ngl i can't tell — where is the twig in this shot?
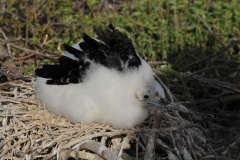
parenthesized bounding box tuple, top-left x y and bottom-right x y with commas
(43, 104, 54, 137)
(0, 71, 32, 83)
(186, 66, 222, 76)
(222, 135, 240, 155)
(0, 42, 19, 74)
(144, 111, 162, 160)
(1, 37, 60, 56)
(59, 150, 103, 160)
(185, 74, 240, 93)
(169, 131, 180, 158)
(80, 140, 123, 160)
(9, 42, 58, 59)
(0, 139, 29, 158)
(178, 40, 240, 71)
(148, 61, 168, 65)
(14, 53, 35, 60)
(151, 2, 160, 20)
(152, 68, 164, 75)
(118, 135, 129, 156)
(25, 134, 65, 154)
(0, 27, 11, 56)
(0, 98, 38, 105)
(193, 11, 212, 33)
(153, 73, 174, 102)
(59, 123, 206, 152)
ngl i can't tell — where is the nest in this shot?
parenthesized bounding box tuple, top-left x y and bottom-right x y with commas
(0, 77, 215, 160)
(1, 37, 239, 159)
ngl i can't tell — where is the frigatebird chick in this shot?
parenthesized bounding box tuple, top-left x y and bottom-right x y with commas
(35, 24, 166, 129)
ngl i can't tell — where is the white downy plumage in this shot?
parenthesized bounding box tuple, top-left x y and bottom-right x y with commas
(35, 25, 166, 129)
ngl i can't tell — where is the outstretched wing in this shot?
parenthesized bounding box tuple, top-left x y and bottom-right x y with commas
(35, 24, 142, 85)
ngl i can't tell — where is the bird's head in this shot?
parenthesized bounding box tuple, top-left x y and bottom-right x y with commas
(135, 78, 166, 109)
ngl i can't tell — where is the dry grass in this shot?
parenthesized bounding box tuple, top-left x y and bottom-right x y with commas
(0, 79, 121, 159)
(0, 77, 215, 160)
(1, 26, 239, 160)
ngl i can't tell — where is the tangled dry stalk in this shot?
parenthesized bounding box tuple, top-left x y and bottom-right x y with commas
(0, 78, 213, 159)
(1, 29, 240, 159)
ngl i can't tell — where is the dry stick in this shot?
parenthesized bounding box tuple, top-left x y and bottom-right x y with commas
(178, 40, 240, 72)
(165, 150, 179, 160)
(0, 80, 31, 87)
(0, 139, 4, 151)
(186, 66, 222, 76)
(7, 42, 58, 59)
(189, 75, 240, 93)
(43, 104, 54, 137)
(80, 140, 123, 160)
(222, 135, 240, 155)
(156, 139, 174, 151)
(0, 139, 29, 158)
(0, 98, 38, 105)
(0, 43, 19, 74)
(129, 135, 147, 156)
(60, 131, 133, 151)
(0, 70, 31, 81)
(14, 53, 35, 60)
(121, 153, 137, 160)
(194, 11, 212, 33)
(25, 134, 65, 153)
(63, 149, 74, 160)
(144, 112, 162, 160)
(118, 134, 130, 157)
(1, 37, 59, 56)
(151, 2, 160, 20)
(169, 131, 181, 158)
(0, 27, 11, 56)
(148, 61, 168, 65)
(153, 72, 174, 102)
(136, 135, 139, 159)
(59, 150, 103, 160)
(59, 123, 206, 151)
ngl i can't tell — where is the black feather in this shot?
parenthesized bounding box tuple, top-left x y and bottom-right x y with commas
(44, 70, 68, 79)
(63, 43, 84, 59)
(108, 23, 115, 30)
(35, 24, 143, 86)
(66, 77, 79, 83)
(128, 57, 141, 68)
(68, 68, 79, 76)
(46, 79, 55, 85)
(58, 56, 76, 66)
(54, 79, 66, 85)
(63, 62, 78, 70)
(35, 65, 64, 78)
(120, 54, 129, 63)
(77, 60, 84, 66)
(82, 33, 100, 49)
(107, 56, 123, 71)
(61, 75, 72, 83)
(84, 61, 90, 69)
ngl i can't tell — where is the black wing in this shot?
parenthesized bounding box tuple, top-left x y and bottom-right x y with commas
(35, 24, 142, 85)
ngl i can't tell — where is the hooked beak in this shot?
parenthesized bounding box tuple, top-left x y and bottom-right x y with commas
(146, 97, 170, 109)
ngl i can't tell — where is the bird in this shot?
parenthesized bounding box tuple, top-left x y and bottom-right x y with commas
(34, 24, 166, 129)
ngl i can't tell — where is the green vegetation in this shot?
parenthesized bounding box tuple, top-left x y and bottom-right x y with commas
(1, 0, 239, 63)
(1, 0, 240, 98)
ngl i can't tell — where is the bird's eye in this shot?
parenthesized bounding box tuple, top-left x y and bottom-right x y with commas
(144, 95, 149, 99)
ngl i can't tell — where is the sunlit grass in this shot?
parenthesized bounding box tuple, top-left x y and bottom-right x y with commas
(1, 0, 239, 70)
